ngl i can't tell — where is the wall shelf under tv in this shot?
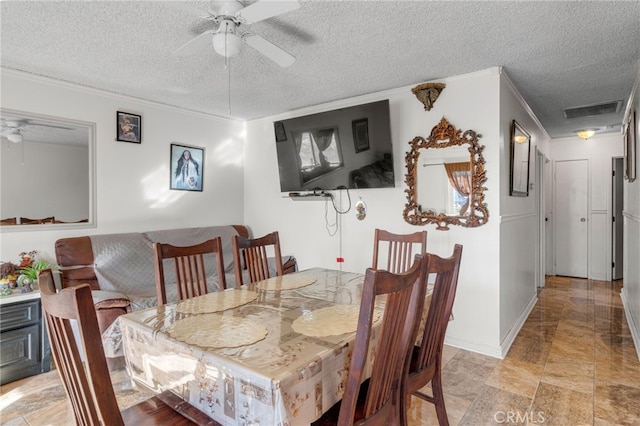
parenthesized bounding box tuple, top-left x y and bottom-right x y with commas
(286, 192, 332, 201)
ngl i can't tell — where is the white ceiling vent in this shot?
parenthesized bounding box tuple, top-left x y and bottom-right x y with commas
(563, 100, 623, 119)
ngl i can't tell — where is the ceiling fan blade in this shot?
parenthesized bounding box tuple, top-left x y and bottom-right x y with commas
(165, 2, 211, 19)
(30, 122, 75, 130)
(243, 33, 295, 67)
(237, 0, 300, 24)
(172, 30, 215, 57)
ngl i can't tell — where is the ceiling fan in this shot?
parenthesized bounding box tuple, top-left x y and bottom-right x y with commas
(172, 0, 301, 67)
(1, 119, 73, 143)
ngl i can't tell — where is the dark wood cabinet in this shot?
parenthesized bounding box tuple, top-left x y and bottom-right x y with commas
(0, 293, 51, 385)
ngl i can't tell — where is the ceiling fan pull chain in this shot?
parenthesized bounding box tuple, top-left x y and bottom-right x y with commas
(224, 26, 231, 115)
(228, 59, 232, 115)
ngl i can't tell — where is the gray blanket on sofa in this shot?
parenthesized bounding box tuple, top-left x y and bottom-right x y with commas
(91, 226, 240, 310)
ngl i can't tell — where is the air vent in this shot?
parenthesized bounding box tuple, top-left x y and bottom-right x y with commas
(563, 100, 622, 119)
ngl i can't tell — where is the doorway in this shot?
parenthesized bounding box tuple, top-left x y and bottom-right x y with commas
(536, 148, 548, 287)
(554, 159, 589, 278)
(612, 157, 624, 280)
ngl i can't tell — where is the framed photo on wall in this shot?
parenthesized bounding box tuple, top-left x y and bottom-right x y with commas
(625, 108, 636, 182)
(170, 143, 204, 191)
(116, 111, 141, 143)
(352, 118, 370, 153)
(509, 120, 532, 196)
(274, 121, 287, 142)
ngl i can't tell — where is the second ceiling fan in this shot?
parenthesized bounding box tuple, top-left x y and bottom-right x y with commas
(172, 0, 301, 67)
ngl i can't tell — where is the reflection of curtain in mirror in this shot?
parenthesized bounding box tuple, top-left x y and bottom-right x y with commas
(312, 129, 335, 168)
(444, 162, 471, 215)
(293, 131, 303, 156)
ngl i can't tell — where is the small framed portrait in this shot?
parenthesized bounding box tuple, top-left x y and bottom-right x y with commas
(116, 111, 141, 143)
(274, 121, 287, 142)
(170, 143, 204, 192)
(352, 118, 370, 153)
(625, 108, 637, 182)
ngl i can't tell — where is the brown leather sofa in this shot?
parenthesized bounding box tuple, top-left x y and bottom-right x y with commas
(55, 225, 297, 368)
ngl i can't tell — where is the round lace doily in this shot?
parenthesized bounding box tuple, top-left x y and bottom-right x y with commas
(175, 289, 258, 314)
(255, 274, 316, 291)
(167, 314, 268, 348)
(291, 305, 381, 337)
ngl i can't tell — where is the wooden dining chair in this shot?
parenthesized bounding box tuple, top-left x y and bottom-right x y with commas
(0, 217, 17, 225)
(20, 216, 55, 224)
(37, 269, 217, 426)
(153, 237, 227, 306)
(401, 244, 463, 426)
(313, 255, 429, 426)
(372, 229, 427, 273)
(232, 231, 284, 286)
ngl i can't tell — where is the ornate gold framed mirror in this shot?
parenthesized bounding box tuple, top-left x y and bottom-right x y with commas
(403, 117, 488, 230)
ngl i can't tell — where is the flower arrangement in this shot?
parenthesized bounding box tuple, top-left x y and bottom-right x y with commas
(0, 250, 51, 296)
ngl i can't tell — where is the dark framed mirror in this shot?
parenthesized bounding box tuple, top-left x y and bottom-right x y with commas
(403, 117, 489, 230)
(509, 120, 531, 196)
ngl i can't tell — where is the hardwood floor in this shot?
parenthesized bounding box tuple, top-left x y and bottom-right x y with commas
(1, 276, 639, 425)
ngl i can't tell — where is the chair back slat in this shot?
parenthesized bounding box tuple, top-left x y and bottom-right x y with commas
(232, 231, 284, 286)
(372, 229, 427, 274)
(154, 237, 226, 306)
(338, 255, 429, 425)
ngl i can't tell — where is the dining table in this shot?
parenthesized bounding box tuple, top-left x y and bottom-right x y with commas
(119, 267, 432, 426)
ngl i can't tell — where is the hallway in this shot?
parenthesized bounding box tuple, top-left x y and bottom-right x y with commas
(1, 276, 639, 425)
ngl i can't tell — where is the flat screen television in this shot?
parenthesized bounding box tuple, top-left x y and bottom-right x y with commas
(274, 99, 395, 192)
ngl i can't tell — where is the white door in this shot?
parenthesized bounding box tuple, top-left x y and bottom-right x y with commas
(554, 159, 588, 278)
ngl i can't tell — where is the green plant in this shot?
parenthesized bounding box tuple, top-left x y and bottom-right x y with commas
(19, 259, 50, 281)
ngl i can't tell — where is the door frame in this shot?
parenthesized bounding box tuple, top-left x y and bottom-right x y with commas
(612, 157, 624, 280)
(536, 148, 548, 287)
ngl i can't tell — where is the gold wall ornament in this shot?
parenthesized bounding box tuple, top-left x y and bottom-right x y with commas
(411, 82, 446, 111)
(403, 117, 489, 230)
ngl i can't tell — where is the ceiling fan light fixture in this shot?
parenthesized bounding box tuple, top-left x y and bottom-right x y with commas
(212, 25, 243, 57)
(7, 132, 23, 143)
(576, 129, 596, 140)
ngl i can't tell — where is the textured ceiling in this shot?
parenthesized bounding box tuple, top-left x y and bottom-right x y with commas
(1, 1, 639, 138)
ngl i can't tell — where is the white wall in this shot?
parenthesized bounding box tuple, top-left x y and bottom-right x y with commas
(1, 142, 89, 221)
(245, 68, 508, 357)
(544, 133, 624, 281)
(498, 73, 550, 351)
(0, 69, 245, 266)
(622, 65, 640, 359)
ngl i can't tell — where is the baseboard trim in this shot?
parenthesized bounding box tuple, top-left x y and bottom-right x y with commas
(444, 335, 504, 359)
(499, 294, 538, 357)
(621, 289, 640, 362)
(444, 294, 537, 360)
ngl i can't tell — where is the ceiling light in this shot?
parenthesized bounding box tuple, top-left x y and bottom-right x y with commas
(7, 132, 23, 143)
(212, 22, 243, 58)
(514, 135, 528, 144)
(576, 129, 596, 140)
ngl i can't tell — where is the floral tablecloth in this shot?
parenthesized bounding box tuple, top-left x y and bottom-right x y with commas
(120, 268, 431, 426)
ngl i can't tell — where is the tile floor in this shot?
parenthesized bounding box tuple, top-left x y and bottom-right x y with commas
(1, 276, 639, 425)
